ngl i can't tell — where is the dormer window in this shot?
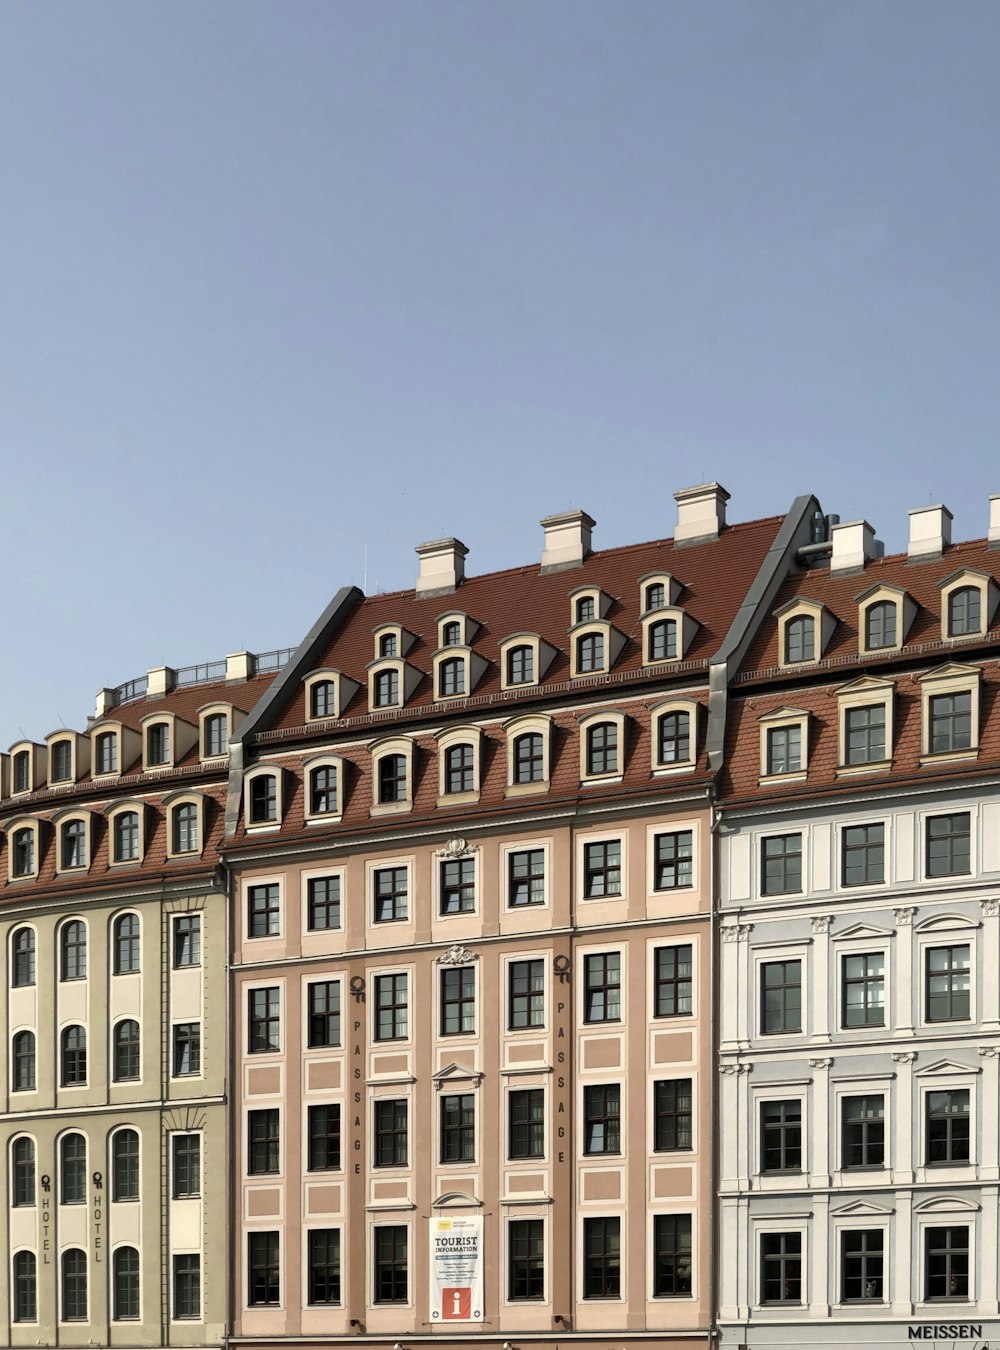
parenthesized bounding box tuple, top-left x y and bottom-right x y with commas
(507, 645, 533, 685)
(785, 615, 815, 663)
(579, 711, 627, 782)
(650, 700, 699, 773)
(948, 587, 981, 637)
(172, 803, 200, 855)
(436, 727, 482, 807)
(576, 596, 595, 624)
(645, 582, 665, 610)
(445, 744, 474, 793)
(112, 809, 141, 864)
(379, 633, 398, 658)
(647, 618, 678, 662)
(577, 632, 604, 673)
(504, 714, 554, 796)
(12, 826, 36, 878)
(246, 771, 280, 826)
(95, 732, 118, 775)
(939, 569, 996, 643)
(50, 741, 73, 784)
(865, 601, 897, 650)
(147, 723, 170, 767)
(439, 657, 466, 698)
(442, 621, 462, 647)
(374, 669, 399, 707)
(61, 819, 87, 870)
(514, 734, 544, 783)
(370, 738, 415, 815)
(12, 751, 29, 794)
(311, 680, 335, 719)
(378, 754, 407, 804)
(203, 713, 228, 757)
(311, 765, 338, 815)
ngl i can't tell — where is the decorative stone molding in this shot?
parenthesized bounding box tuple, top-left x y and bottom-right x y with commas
(893, 907, 917, 926)
(811, 915, 833, 935)
(722, 923, 754, 943)
(443, 837, 469, 857)
(892, 1051, 918, 1064)
(809, 1057, 834, 1070)
(982, 899, 1000, 919)
(438, 944, 478, 966)
(719, 1061, 752, 1076)
(979, 1046, 1000, 1059)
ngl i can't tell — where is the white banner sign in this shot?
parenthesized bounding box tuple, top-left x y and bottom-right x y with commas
(428, 1216, 483, 1322)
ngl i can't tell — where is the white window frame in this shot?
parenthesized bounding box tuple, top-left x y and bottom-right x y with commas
(577, 827, 627, 904)
(758, 708, 809, 783)
(918, 664, 981, 763)
(303, 754, 346, 825)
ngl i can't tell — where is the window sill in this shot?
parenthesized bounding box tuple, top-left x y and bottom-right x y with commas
(653, 764, 696, 777)
(836, 760, 892, 778)
(920, 749, 978, 766)
(758, 771, 808, 787)
(370, 801, 412, 818)
(306, 812, 343, 826)
(437, 790, 480, 809)
(581, 774, 623, 787)
(506, 781, 549, 799)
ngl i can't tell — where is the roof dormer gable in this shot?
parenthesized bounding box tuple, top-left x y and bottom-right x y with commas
(638, 571, 683, 612)
(773, 596, 836, 666)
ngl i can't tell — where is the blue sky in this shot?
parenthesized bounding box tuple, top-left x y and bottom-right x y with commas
(1, 1, 998, 742)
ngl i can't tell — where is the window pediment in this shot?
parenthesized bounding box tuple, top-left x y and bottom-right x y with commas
(912, 1194, 979, 1214)
(913, 913, 980, 933)
(758, 705, 810, 724)
(829, 1199, 895, 1217)
(831, 922, 894, 941)
(918, 661, 981, 686)
(914, 1058, 980, 1078)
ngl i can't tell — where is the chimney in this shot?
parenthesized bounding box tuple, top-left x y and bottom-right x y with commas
(989, 495, 1000, 550)
(145, 666, 175, 698)
(673, 482, 730, 545)
(415, 537, 468, 597)
(908, 504, 952, 561)
(539, 511, 594, 574)
(830, 520, 877, 576)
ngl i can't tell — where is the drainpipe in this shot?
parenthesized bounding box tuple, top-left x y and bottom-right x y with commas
(709, 789, 721, 1349)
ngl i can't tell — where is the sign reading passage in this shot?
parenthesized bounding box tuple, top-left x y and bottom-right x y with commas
(429, 1216, 483, 1322)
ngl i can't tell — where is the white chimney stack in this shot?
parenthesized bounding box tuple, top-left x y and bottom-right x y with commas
(415, 538, 468, 597)
(539, 510, 594, 573)
(830, 520, 877, 576)
(673, 483, 730, 545)
(908, 505, 952, 561)
(989, 495, 1000, 550)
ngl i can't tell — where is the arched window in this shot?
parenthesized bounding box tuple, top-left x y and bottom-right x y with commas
(586, 723, 618, 776)
(948, 586, 982, 637)
(645, 582, 665, 610)
(784, 615, 815, 663)
(11, 1137, 35, 1206)
(12, 1032, 35, 1092)
(61, 1026, 87, 1087)
(442, 621, 462, 647)
(577, 632, 604, 673)
(114, 811, 139, 863)
(113, 1020, 140, 1082)
(50, 740, 72, 783)
(111, 1130, 140, 1202)
(249, 774, 277, 824)
(576, 596, 595, 623)
(507, 645, 534, 685)
(11, 927, 35, 987)
(61, 819, 86, 870)
(379, 633, 398, 659)
(60, 1134, 87, 1204)
(114, 914, 140, 974)
(310, 680, 335, 719)
(12, 751, 30, 794)
(146, 722, 170, 766)
(444, 744, 474, 795)
(172, 803, 199, 854)
(374, 669, 399, 706)
(12, 828, 35, 878)
(61, 1249, 87, 1321)
(865, 601, 897, 650)
(13, 1251, 36, 1323)
(113, 1246, 140, 1321)
(647, 618, 678, 662)
(204, 712, 228, 757)
(513, 733, 544, 784)
(95, 731, 118, 775)
(378, 754, 407, 804)
(309, 765, 338, 815)
(438, 657, 465, 697)
(657, 712, 691, 766)
(60, 922, 87, 981)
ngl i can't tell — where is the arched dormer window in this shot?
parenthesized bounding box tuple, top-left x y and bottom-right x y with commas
(60, 920, 87, 981)
(507, 644, 533, 685)
(576, 632, 604, 674)
(438, 656, 466, 698)
(379, 632, 397, 658)
(647, 618, 677, 662)
(371, 738, 415, 815)
(11, 748, 31, 794)
(202, 711, 228, 757)
(12, 1032, 35, 1092)
(579, 711, 627, 781)
(303, 671, 358, 724)
(645, 581, 665, 610)
(311, 679, 335, 718)
(109, 805, 142, 865)
(505, 716, 553, 796)
(575, 596, 596, 624)
(245, 769, 281, 827)
(650, 700, 699, 773)
(50, 739, 73, 784)
(310, 764, 338, 815)
(113, 914, 140, 974)
(11, 927, 35, 987)
(865, 601, 897, 650)
(60, 818, 87, 871)
(374, 669, 399, 706)
(949, 586, 981, 637)
(95, 730, 118, 775)
(145, 721, 170, 767)
(785, 614, 815, 663)
(514, 733, 544, 783)
(378, 754, 407, 803)
(445, 743, 474, 794)
(938, 569, 996, 643)
(436, 727, 482, 806)
(166, 798, 202, 857)
(442, 621, 461, 647)
(10, 823, 38, 880)
(60, 1025, 87, 1086)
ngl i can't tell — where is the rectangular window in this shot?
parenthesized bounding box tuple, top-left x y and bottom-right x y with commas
(440, 1093, 475, 1163)
(374, 1226, 408, 1303)
(926, 945, 971, 1022)
(374, 973, 408, 1041)
(761, 834, 802, 895)
(926, 813, 972, 878)
(929, 691, 972, 754)
(172, 1023, 201, 1076)
(248, 987, 281, 1053)
(583, 1083, 621, 1155)
(509, 1088, 545, 1159)
(173, 915, 201, 968)
(308, 981, 341, 1048)
(925, 1226, 969, 1300)
(842, 953, 885, 1027)
(509, 959, 544, 1030)
(508, 1218, 544, 1300)
(374, 867, 408, 923)
(584, 840, 622, 898)
(842, 823, 885, 886)
(172, 1134, 201, 1198)
(248, 883, 280, 938)
(766, 724, 802, 775)
(508, 849, 545, 906)
(842, 1094, 885, 1170)
(841, 1229, 884, 1302)
(654, 830, 694, 890)
(440, 857, 476, 915)
(845, 704, 886, 765)
(654, 1078, 693, 1151)
(583, 1217, 621, 1299)
(655, 944, 693, 1017)
(248, 1109, 280, 1175)
(440, 966, 475, 1036)
(760, 960, 802, 1035)
(761, 1232, 802, 1304)
(247, 1231, 280, 1306)
(307, 1229, 341, 1305)
(308, 1104, 342, 1171)
(173, 1254, 201, 1319)
(760, 1099, 802, 1172)
(926, 1089, 970, 1164)
(584, 952, 621, 1023)
(654, 1214, 693, 1297)
(307, 876, 341, 931)
(374, 1099, 408, 1167)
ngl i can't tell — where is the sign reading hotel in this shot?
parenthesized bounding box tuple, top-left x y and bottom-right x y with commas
(429, 1216, 483, 1322)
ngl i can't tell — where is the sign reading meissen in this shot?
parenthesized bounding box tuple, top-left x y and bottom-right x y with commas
(909, 1329, 986, 1341)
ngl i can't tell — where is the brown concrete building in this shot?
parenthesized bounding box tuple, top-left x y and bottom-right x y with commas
(222, 489, 822, 1350)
